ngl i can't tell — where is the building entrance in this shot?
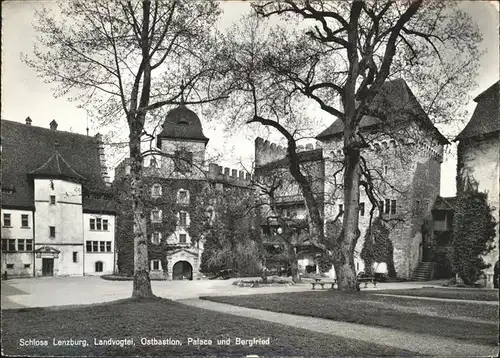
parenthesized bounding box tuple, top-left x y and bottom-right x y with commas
(172, 261, 193, 280)
(42, 258, 54, 276)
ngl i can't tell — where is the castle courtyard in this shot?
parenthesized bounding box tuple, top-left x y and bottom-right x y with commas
(2, 277, 497, 356)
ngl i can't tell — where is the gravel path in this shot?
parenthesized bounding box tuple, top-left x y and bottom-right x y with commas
(179, 298, 498, 357)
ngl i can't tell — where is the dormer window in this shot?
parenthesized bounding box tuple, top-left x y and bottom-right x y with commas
(151, 184, 162, 198)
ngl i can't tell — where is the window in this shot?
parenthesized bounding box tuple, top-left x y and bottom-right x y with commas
(95, 261, 103, 272)
(338, 204, 344, 215)
(100, 241, 105, 252)
(179, 212, 187, 226)
(106, 242, 111, 252)
(152, 232, 160, 244)
(151, 209, 161, 222)
(91, 218, 108, 231)
(359, 202, 365, 216)
(8, 239, 16, 251)
(49, 226, 56, 238)
(92, 241, 98, 252)
(86, 241, 92, 252)
(151, 184, 162, 198)
(179, 234, 187, 243)
(24, 264, 31, 269)
(379, 200, 384, 214)
(384, 165, 388, 175)
(416, 200, 420, 212)
(152, 260, 160, 270)
(177, 189, 189, 204)
(50, 195, 56, 205)
(73, 252, 79, 263)
(21, 214, 29, 228)
(391, 200, 397, 214)
(3, 213, 11, 227)
(26, 239, 33, 251)
(7, 264, 14, 269)
(18, 239, 25, 251)
(385, 199, 390, 214)
(174, 150, 193, 173)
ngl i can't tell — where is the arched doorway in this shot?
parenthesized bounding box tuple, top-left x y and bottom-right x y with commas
(172, 261, 193, 280)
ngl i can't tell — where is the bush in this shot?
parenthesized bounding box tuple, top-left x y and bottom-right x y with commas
(452, 188, 496, 285)
(433, 246, 454, 279)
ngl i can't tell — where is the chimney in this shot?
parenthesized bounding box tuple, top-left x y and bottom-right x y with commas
(50, 120, 58, 130)
(25, 117, 32, 126)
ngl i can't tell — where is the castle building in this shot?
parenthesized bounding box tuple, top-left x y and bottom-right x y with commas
(455, 81, 499, 287)
(1, 119, 116, 278)
(114, 105, 252, 280)
(254, 79, 449, 279)
(254, 138, 327, 274)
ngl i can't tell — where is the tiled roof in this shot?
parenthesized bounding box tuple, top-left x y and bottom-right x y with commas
(157, 105, 209, 146)
(455, 82, 499, 141)
(1, 119, 110, 210)
(256, 149, 324, 171)
(316, 79, 449, 144)
(30, 150, 87, 180)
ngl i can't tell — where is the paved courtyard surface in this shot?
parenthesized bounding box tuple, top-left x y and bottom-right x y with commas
(180, 298, 498, 357)
(2, 276, 449, 309)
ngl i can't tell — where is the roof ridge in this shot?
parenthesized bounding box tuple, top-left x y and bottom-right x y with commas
(0, 119, 96, 140)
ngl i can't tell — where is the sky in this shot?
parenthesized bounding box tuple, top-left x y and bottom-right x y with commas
(1, 1, 499, 196)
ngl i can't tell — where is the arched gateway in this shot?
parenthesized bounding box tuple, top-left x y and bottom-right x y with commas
(172, 261, 193, 280)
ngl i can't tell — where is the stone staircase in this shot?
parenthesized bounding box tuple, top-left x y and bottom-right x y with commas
(411, 262, 435, 281)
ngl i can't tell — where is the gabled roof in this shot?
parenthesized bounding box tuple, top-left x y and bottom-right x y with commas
(30, 150, 87, 181)
(316, 79, 449, 145)
(1, 119, 108, 210)
(432, 196, 457, 211)
(455, 81, 499, 141)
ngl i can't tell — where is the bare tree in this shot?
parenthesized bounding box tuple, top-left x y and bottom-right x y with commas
(25, 0, 226, 297)
(222, 1, 481, 290)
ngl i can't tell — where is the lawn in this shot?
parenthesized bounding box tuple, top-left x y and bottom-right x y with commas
(375, 287, 499, 301)
(202, 290, 499, 346)
(1, 297, 417, 357)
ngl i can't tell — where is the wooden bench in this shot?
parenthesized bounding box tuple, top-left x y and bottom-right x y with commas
(311, 279, 337, 290)
(357, 277, 377, 288)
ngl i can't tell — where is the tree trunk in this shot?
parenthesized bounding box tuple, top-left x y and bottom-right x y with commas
(336, 140, 362, 290)
(287, 246, 301, 283)
(130, 126, 154, 298)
